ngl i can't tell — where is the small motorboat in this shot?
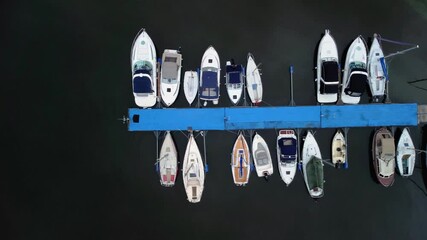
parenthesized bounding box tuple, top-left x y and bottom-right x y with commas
(130, 28, 157, 108)
(276, 129, 298, 186)
(231, 132, 251, 186)
(160, 49, 182, 107)
(252, 133, 273, 179)
(367, 34, 386, 103)
(246, 53, 263, 104)
(183, 71, 199, 105)
(225, 59, 244, 105)
(302, 131, 324, 199)
(372, 127, 395, 187)
(331, 129, 346, 168)
(341, 36, 368, 104)
(159, 131, 178, 187)
(199, 46, 220, 106)
(316, 29, 340, 103)
(182, 133, 205, 203)
(396, 128, 415, 177)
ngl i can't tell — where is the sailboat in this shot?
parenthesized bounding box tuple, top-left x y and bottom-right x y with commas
(302, 131, 324, 199)
(316, 29, 340, 103)
(276, 130, 298, 186)
(199, 46, 220, 106)
(246, 53, 263, 104)
(160, 49, 182, 107)
(182, 133, 205, 203)
(159, 131, 178, 187)
(372, 128, 395, 187)
(183, 71, 199, 105)
(331, 129, 346, 168)
(396, 128, 415, 177)
(367, 34, 386, 102)
(341, 36, 368, 104)
(231, 133, 251, 186)
(130, 28, 157, 108)
(225, 59, 244, 105)
(252, 133, 273, 179)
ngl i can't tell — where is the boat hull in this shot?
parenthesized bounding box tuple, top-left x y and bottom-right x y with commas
(302, 131, 324, 198)
(182, 134, 205, 203)
(131, 28, 157, 108)
(160, 49, 182, 107)
(332, 130, 346, 166)
(341, 36, 367, 104)
(199, 46, 220, 105)
(183, 71, 199, 105)
(372, 128, 395, 187)
(396, 128, 415, 177)
(252, 133, 273, 178)
(367, 35, 386, 101)
(231, 133, 251, 186)
(246, 54, 263, 104)
(317, 29, 339, 103)
(277, 130, 297, 186)
(159, 131, 178, 187)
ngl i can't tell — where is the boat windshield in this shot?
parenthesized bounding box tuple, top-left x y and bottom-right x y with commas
(133, 60, 153, 75)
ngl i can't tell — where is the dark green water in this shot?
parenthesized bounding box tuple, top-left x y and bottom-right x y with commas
(3, 0, 427, 239)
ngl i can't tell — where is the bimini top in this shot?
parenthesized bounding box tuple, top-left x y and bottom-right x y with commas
(278, 138, 297, 162)
(200, 69, 219, 99)
(226, 65, 243, 84)
(345, 68, 367, 97)
(320, 61, 339, 94)
(307, 156, 324, 190)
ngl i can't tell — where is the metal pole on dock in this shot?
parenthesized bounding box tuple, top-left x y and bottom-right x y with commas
(289, 65, 295, 106)
(343, 128, 349, 169)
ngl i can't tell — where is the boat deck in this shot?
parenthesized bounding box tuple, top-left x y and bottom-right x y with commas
(128, 103, 421, 131)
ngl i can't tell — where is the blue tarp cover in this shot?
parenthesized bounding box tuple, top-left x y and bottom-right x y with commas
(278, 138, 297, 161)
(133, 76, 152, 93)
(201, 71, 218, 88)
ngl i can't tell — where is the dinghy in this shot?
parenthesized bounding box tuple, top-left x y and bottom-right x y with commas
(396, 128, 415, 177)
(225, 59, 244, 105)
(246, 53, 263, 104)
(316, 29, 340, 103)
(341, 36, 368, 104)
(160, 49, 182, 107)
(277, 130, 298, 186)
(182, 133, 205, 203)
(372, 128, 395, 187)
(302, 131, 324, 199)
(159, 131, 178, 187)
(130, 28, 157, 108)
(199, 46, 220, 106)
(331, 129, 346, 168)
(231, 133, 251, 186)
(183, 71, 199, 105)
(367, 34, 386, 102)
(252, 133, 273, 179)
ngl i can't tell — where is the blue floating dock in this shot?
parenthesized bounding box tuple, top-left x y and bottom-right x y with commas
(128, 103, 419, 131)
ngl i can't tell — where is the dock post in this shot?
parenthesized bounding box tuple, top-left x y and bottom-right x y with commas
(289, 65, 296, 106)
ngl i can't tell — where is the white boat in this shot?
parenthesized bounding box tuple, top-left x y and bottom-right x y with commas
(199, 46, 220, 106)
(302, 131, 324, 199)
(246, 53, 263, 104)
(182, 133, 205, 203)
(396, 128, 416, 177)
(316, 29, 340, 103)
(225, 59, 244, 105)
(331, 129, 346, 168)
(183, 71, 199, 105)
(231, 133, 251, 186)
(341, 36, 368, 104)
(159, 131, 178, 187)
(252, 133, 273, 179)
(160, 49, 182, 107)
(367, 34, 386, 102)
(372, 128, 395, 187)
(130, 28, 157, 108)
(276, 130, 298, 186)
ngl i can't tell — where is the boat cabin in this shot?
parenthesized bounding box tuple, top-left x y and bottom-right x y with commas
(320, 61, 339, 94)
(278, 138, 297, 164)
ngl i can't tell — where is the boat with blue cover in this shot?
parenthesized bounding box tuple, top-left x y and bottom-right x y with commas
(277, 130, 298, 186)
(225, 59, 244, 105)
(199, 46, 220, 106)
(130, 28, 157, 108)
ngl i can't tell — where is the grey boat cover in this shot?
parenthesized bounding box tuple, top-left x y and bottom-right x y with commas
(255, 142, 269, 166)
(162, 53, 182, 80)
(380, 138, 395, 160)
(307, 156, 324, 190)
